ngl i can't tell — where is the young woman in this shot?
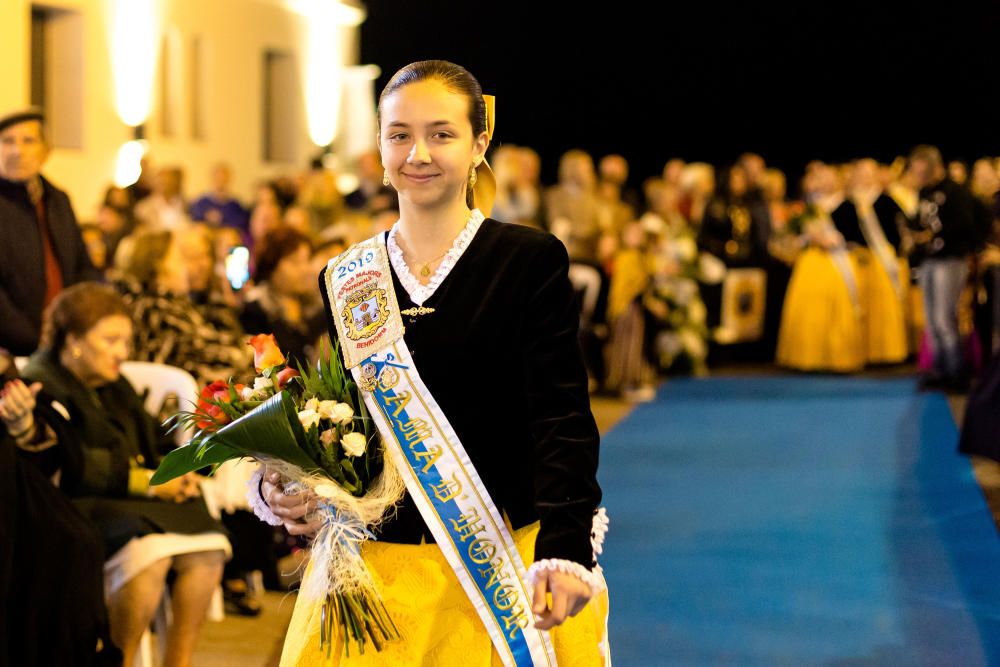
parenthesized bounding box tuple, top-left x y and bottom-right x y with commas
(259, 60, 610, 665)
(776, 164, 865, 372)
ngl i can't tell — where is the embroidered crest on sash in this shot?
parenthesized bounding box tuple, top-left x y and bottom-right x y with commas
(342, 287, 390, 341)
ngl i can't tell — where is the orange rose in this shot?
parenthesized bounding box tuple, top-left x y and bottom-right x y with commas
(275, 366, 300, 390)
(248, 334, 286, 372)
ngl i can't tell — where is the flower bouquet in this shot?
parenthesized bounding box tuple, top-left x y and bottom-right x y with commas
(151, 334, 405, 657)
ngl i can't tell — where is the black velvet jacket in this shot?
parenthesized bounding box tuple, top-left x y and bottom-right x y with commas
(22, 352, 224, 556)
(320, 219, 602, 567)
(831, 194, 905, 252)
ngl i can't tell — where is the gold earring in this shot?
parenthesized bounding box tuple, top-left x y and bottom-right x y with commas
(383, 170, 390, 187)
(72, 347, 82, 360)
(469, 166, 478, 188)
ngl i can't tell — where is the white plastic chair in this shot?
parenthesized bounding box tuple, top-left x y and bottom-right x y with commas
(119, 361, 201, 446)
(117, 361, 225, 666)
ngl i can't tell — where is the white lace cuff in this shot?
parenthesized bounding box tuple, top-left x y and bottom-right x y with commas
(524, 559, 606, 596)
(524, 508, 610, 596)
(591, 507, 609, 558)
(246, 467, 283, 526)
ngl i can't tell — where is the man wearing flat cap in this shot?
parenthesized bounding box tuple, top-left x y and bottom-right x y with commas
(0, 108, 97, 355)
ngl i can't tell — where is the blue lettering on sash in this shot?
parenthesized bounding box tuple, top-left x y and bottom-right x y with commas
(365, 355, 535, 667)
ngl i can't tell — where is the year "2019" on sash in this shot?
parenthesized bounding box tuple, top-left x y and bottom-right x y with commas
(337, 251, 376, 279)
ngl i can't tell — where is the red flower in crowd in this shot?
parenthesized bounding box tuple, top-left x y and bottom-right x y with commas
(248, 334, 286, 372)
(196, 380, 245, 429)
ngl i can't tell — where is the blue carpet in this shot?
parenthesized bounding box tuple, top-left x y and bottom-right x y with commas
(600, 377, 1000, 666)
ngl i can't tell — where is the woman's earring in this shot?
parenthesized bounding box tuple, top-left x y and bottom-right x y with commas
(469, 166, 478, 188)
(72, 347, 82, 360)
(383, 170, 390, 187)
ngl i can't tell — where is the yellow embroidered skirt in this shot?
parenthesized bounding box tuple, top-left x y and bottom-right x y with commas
(280, 521, 611, 666)
(853, 248, 909, 364)
(776, 248, 865, 372)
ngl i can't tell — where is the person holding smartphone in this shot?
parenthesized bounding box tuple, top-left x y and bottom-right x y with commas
(239, 227, 326, 367)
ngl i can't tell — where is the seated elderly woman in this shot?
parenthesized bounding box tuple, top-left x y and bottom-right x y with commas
(1, 349, 120, 666)
(21, 282, 231, 667)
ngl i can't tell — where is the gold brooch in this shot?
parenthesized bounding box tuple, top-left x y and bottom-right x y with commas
(401, 306, 436, 317)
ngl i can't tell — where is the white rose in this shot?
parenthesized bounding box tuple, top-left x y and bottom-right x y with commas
(304, 397, 320, 413)
(240, 386, 255, 401)
(297, 409, 321, 431)
(254, 377, 274, 393)
(341, 432, 367, 457)
(315, 400, 338, 421)
(331, 403, 354, 425)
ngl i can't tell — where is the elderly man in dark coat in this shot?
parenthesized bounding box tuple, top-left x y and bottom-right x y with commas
(0, 108, 97, 356)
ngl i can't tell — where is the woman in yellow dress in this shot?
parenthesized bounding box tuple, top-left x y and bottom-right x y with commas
(777, 164, 865, 372)
(256, 61, 610, 666)
(831, 159, 910, 365)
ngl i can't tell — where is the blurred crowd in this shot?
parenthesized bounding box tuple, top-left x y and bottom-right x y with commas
(8, 131, 1000, 398)
(3, 104, 1000, 665)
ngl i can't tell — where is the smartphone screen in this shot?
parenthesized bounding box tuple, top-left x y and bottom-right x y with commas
(225, 246, 251, 290)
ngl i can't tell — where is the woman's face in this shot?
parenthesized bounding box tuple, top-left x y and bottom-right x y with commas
(156, 237, 190, 294)
(273, 243, 314, 297)
(178, 233, 214, 292)
(763, 172, 786, 202)
(971, 160, 998, 194)
(67, 315, 133, 386)
(563, 155, 596, 189)
(379, 79, 488, 211)
(256, 185, 278, 207)
(728, 167, 748, 197)
(948, 161, 967, 184)
(250, 202, 282, 243)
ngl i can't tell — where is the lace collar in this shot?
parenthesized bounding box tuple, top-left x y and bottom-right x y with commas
(386, 209, 485, 306)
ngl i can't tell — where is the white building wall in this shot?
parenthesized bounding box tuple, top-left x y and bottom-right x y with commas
(0, 0, 367, 219)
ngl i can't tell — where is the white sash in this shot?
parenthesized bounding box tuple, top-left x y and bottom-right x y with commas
(815, 212, 860, 313)
(829, 247, 860, 314)
(324, 236, 558, 667)
(855, 199, 903, 298)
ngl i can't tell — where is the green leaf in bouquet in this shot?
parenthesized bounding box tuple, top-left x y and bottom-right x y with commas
(318, 440, 344, 480)
(151, 391, 321, 485)
(324, 337, 349, 397)
(150, 437, 245, 484)
(300, 424, 324, 466)
(340, 459, 361, 495)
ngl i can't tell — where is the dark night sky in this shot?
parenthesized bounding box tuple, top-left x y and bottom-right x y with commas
(361, 2, 1000, 188)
